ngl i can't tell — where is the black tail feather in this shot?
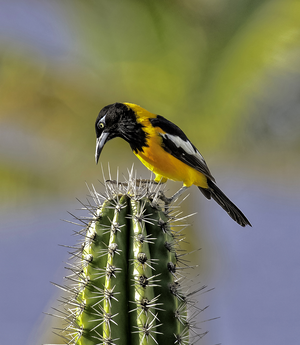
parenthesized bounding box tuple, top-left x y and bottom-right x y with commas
(198, 180, 251, 227)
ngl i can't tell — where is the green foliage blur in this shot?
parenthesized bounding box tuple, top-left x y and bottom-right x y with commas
(1, 0, 300, 208)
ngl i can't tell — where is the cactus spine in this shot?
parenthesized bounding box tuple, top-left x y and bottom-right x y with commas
(53, 175, 205, 344)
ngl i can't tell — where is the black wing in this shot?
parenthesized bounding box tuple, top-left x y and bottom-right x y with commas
(149, 115, 215, 182)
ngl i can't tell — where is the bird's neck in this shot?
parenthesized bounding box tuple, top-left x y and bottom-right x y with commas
(119, 119, 149, 153)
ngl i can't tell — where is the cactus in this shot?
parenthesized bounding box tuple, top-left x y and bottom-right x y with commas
(52, 172, 207, 344)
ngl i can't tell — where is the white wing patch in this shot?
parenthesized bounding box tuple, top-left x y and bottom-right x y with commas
(161, 133, 205, 162)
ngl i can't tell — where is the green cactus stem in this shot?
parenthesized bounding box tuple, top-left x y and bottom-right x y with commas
(52, 172, 207, 344)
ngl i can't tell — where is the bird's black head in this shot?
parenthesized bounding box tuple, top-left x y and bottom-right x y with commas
(95, 102, 148, 164)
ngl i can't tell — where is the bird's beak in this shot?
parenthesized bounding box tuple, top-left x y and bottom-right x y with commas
(95, 132, 109, 164)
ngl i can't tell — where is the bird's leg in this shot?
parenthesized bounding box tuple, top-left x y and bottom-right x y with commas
(170, 185, 189, 203)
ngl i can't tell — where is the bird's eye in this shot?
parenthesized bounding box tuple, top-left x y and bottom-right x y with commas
(98, 122, 105, 129)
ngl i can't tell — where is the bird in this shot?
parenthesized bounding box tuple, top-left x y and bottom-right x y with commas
(95, 102, 251, 227)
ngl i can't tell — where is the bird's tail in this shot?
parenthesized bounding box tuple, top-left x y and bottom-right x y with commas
(198, 180, 251, 227)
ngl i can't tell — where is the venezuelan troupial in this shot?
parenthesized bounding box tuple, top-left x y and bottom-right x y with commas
(95, 102, 251, 227)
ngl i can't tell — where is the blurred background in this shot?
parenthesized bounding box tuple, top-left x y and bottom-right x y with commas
(1, 0, 299, 344)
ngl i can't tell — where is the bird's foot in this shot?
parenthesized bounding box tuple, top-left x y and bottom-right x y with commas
(157, 191, 172, 205)
(106, 179, 128, 187)
(135, 179, 159, 186)
(155, 186, 188, 213)
(106, 179, 159, 187)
